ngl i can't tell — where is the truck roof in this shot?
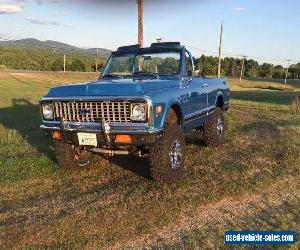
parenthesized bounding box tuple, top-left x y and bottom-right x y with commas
(112, 42, 183, 55)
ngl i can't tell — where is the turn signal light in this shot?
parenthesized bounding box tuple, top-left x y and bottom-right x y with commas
(52, 130, 63, 140)
(115, 135, 132, 144)
(155, 105, 163, 114)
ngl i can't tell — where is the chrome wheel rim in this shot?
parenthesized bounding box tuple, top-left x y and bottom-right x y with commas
(216, 117, 224, 138)
(169, 139, 182, 170)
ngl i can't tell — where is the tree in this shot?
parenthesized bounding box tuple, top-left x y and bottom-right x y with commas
(51, 58, 63, 71)
(289, 63, 300, 79)
(196, 55, 218, 76)
(273, 65, 286, 79)
(20, 59, 40, 70)
(260, 63, 274, 78)
(70, 58, 86, 72)
(244, 59, 259, 77)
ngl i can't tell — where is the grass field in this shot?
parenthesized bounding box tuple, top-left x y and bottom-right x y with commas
(0, 71, 299, 249)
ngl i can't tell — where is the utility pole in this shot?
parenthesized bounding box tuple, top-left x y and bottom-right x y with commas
(95, 48, 99, 80)
(156, 38, 162, 43)
(239, 56, 246, 82)
(137, 0, 143, 48)
(217, 20, 223, 78)
(285, 59, 292, 84)
(95, 48, 99, 72)
(63, 54, 66, 72)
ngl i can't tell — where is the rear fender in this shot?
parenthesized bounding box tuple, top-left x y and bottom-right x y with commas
(214, 91, 224, 109)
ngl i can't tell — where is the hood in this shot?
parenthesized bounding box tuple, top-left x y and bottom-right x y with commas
(46, 78, 179, 97)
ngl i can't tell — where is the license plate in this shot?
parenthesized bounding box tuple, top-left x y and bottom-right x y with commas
(77, 133, 97, 146)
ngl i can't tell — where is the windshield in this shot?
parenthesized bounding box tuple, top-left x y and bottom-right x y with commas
(101, 51, 181, 78)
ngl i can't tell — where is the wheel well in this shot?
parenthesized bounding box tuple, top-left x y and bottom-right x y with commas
(216, 96, 224, 109)
(170, 104, 183, 125)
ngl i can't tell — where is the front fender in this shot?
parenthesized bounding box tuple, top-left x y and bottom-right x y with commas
(153, 98, 183, 130)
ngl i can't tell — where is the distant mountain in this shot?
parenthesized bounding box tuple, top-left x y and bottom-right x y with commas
(0, 38, 111, 57)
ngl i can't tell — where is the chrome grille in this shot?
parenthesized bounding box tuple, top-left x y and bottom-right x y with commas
(52, 101, 131, 123)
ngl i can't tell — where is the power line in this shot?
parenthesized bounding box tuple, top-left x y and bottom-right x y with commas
(186, 44, 298, 66)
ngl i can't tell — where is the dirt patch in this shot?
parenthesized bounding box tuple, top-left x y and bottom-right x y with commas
(111, 176, 300, 249)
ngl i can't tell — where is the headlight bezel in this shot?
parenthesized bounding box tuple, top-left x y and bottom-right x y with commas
(41, 103, 54, 120)
(130, 103, 147, 122)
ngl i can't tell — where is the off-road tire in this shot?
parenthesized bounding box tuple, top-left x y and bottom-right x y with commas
(203, 107, 225, 147)
(149, 123, 186, 183)
(54, 142, 98, 169)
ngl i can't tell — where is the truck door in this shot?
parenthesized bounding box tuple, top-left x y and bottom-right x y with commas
(179, 77, 190, 117)
(185, 51, 208, 118)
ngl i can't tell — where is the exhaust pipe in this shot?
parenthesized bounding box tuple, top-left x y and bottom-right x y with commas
(88, 147, 130, 156)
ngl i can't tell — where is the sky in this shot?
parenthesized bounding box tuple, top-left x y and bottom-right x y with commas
(0, 0, 299, 66)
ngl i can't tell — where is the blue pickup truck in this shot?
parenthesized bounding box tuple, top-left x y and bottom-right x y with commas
(40, 42, 230, 183)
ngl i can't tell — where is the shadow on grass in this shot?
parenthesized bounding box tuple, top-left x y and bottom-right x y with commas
(0, 98, 54, 159)
(231, 89, 299, 105)
(109, 155, 151, 179)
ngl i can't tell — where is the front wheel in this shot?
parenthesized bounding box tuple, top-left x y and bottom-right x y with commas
(149, 124, 186, 183)
(54, 142, 98, 169)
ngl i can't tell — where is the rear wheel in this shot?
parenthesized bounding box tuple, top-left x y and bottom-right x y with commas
(149, 111, 186, 183)
(54, 142, 98, 169)
(203, 107, 225, 146)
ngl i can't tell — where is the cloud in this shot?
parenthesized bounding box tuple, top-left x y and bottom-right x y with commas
(37, 0, 62, 5)
(0, 4, 23, 13)
(232, 7, 247, 11)
(0, 0, 26, 3)
(52, 11, 70, 16)
(64, 23, 75, 27)
(0, 0, 26, 14)
(24, 16, 75, 27)
(25, 17, 60, 25)
(0, 0, 63, 14)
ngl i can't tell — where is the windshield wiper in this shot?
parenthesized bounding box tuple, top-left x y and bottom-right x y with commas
(102, 74, 124, 79)
(133, 71, 159, 79)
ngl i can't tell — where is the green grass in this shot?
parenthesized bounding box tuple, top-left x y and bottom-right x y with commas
(0, 71, 299, 249)
(230, 77, 300, 91)
(243, 77, 300, 90)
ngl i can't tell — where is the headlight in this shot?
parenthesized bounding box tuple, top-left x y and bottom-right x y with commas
(131, 103, 147, 121)
(42, 104, 53, 120)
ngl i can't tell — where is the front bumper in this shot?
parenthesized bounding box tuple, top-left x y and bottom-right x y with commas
(40, 120, 163, 146)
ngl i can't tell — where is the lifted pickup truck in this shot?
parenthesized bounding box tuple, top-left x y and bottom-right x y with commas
(40, 42, 230, 183)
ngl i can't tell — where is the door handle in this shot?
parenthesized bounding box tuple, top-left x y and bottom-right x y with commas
(202, 83, 208, 87)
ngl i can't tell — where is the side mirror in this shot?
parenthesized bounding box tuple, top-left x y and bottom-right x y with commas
(181, 76, 192, 87)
